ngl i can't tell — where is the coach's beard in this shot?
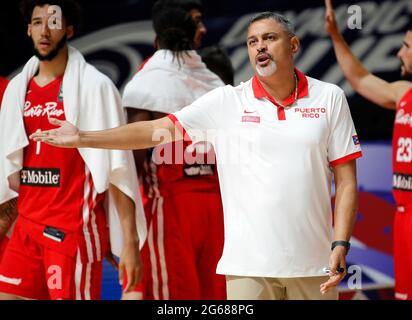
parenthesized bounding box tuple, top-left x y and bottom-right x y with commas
(34, 34, 67, 61)
(256, 59, 277, 77)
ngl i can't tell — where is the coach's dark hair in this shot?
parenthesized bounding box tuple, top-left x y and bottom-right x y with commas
(20, 0, 82, 34)
(248, 11, 295, 36)
(199, 46, 234, 85)
(152, 0, 202, 17)
(153, 7, 196, 55)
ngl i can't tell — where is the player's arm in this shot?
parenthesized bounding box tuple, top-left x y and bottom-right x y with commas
(109, 184, 143, 293)
(30, 115, 182, 150)
(0, 198, 18, 240)
(324, 0, 409, 109)
(125, 108, 153, 176)
(320, 160, 358, 294)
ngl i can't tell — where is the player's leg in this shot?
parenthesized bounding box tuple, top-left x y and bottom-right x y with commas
(0, 292, 29, 300)
(0, 223, 48, 300)
(45, 248, 103, 300)
(155, 195, 200, 299)
(195, 192, 226, 299)
(405, 209, 412, 300)
(393, 208, 412, 300)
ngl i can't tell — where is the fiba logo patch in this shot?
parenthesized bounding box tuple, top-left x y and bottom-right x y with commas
(352, 135, 360, 145)
(57, 83, 63, 102)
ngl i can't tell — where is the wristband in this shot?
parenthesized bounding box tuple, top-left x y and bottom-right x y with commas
(331, 240, 350, 253)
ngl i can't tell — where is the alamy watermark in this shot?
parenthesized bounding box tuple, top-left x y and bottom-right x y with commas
(48, 5, 62, 30)
(47, 265, 62, 290)
(150, 127, 262, 167)
(347, 5, 362, 30)
(346, 265, 363, 290)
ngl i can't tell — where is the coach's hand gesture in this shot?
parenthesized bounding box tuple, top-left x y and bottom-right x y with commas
(30, 117, 81, 148)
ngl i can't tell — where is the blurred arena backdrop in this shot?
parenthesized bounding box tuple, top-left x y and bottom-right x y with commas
(1, 0, 409, 299)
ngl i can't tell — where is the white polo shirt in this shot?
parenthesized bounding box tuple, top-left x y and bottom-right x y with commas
(169, 69, 362, 278)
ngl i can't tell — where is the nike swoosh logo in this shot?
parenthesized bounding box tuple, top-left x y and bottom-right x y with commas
(244, 110, 256, 114)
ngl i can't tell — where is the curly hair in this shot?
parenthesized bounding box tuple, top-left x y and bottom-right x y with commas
(153, 7, 196, 53)
(20, 0, 81, 33)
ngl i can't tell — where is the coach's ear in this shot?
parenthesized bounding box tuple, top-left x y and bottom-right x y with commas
(28, 24, 32, 37)
(290, 35, 300, 55)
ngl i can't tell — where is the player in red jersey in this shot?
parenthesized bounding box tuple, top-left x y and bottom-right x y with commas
(325, 0, 412, 300)
(0, 0, 144, 300)
(122, 6, 227, 300)
(0, 76, 14, 263)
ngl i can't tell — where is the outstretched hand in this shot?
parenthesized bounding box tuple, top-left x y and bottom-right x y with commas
(324, 0, 339, 36)
(30, 117, 81, 148)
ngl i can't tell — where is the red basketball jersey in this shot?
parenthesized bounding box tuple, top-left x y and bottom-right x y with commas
(392, 87, 412, 206)
(18, 77, 107, 262)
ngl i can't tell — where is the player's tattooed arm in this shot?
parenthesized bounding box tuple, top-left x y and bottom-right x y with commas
(0, 198, 18, 239)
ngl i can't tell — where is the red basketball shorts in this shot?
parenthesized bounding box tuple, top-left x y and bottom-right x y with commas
(0, 222, 102, 300)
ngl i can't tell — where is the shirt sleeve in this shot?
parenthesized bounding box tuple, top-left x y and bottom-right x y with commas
(328, 88, 362, 167)
(168, 86, 226, 144)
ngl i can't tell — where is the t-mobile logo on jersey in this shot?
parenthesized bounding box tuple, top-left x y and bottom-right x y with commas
(393, 173, 412, 191)
(21, 167, 61, 187)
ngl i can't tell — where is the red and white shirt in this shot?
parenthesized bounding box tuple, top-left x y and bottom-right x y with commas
(393, 87, 412, 209)
(170, 69, 362, 277)
(18, 77, 107, 262)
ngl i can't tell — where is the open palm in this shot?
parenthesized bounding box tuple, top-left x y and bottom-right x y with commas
(30, 118, 81, 148)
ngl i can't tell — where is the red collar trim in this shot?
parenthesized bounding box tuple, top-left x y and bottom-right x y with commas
(252, 68, 309, 106)
(137, 55, 153, 73)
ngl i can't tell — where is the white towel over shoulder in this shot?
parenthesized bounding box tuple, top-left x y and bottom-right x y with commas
(0, 46, 147, 256)
(122, 50, 224, 113)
